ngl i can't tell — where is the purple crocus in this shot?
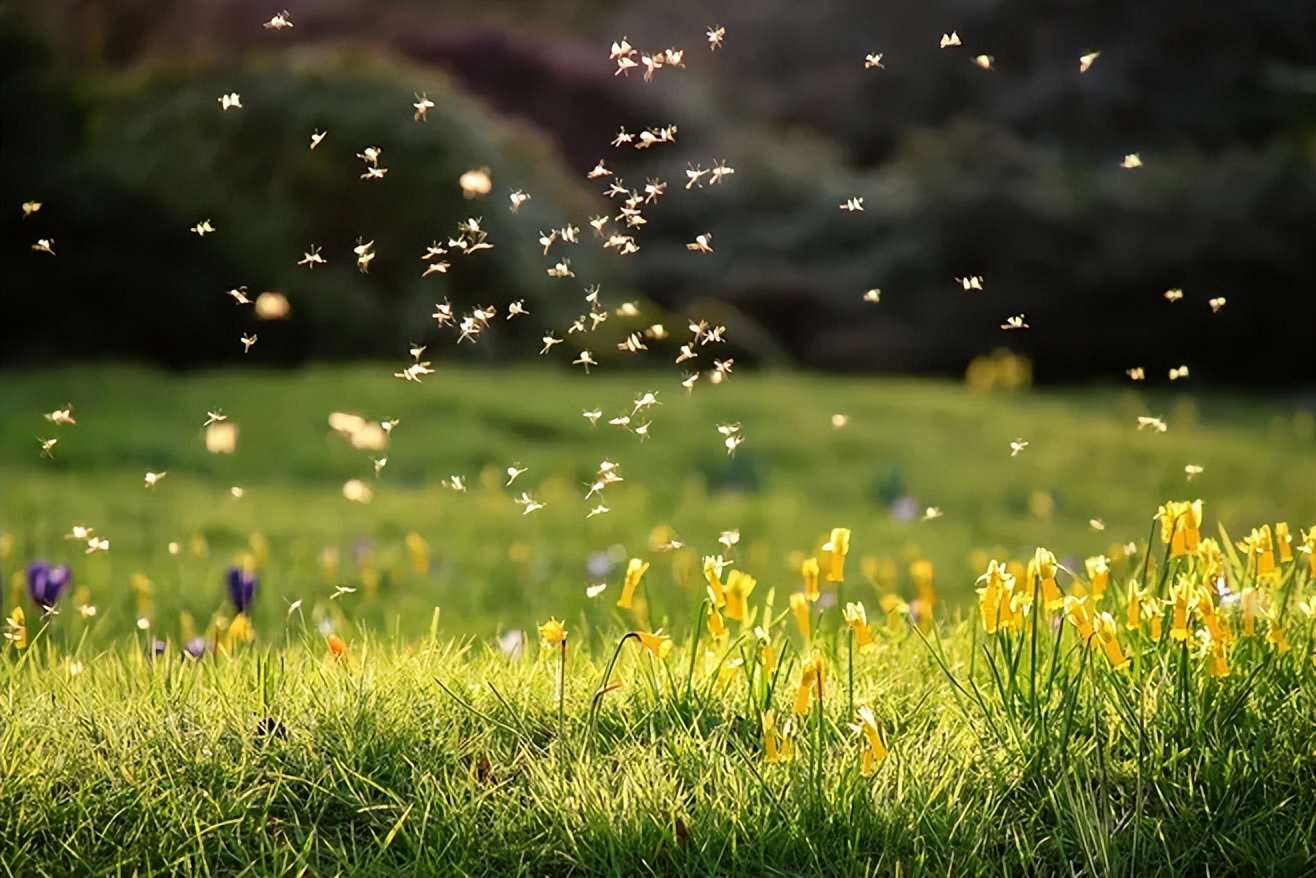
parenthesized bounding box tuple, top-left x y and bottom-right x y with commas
(184, 638, 208, 659)
(151, 639, 168, 657)
(27, 560, 71, 610)
(226, 566, 257, 615)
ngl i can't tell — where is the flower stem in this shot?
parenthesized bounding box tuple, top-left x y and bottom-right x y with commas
(557, 636, 568, 741)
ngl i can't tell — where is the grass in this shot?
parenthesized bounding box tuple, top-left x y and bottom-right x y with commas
(1, 366, 1315, 877)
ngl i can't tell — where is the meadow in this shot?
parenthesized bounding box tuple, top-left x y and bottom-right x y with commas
(1, 366, 1314, 877)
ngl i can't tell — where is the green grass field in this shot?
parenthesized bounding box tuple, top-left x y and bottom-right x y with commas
(2, 366, 1314, 877)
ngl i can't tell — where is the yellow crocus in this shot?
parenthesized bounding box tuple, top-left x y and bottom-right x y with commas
(824, 528, 851, 582)
(538, 617, 566, 648)
(1196, 537, 1225, 583)
(910, 559, 937, 613)
(723, 570, 756, 622)
(757, 631, 777, 675)
(762, 709, 795, 763)
(1195, 591, 1231, 645)
(1158, 500, 1203, 557)
(405, 532, 430, 575)
(1126, 582, 1143, 632)
(975, 560, 1012, 634)
(1275, 522, 1293, 563)
(1085, 555, 1110, 599)
(4, 606, 26, 649)
(879, 593, 908, 634)
(1238, 588, 1260, 637)
(1168, 581, 1193, 641)
(706, 595, 727, 642)
(1208, 640, 1230, 678)
(793, 652, 825, 715)
(635, 629, 672, 660)
(851, 706, 889, 776)
(616, 558, 650, 610)
(1264, 610, 1291, 654)
(1063, 595, 1095, 642)
(1237, 526, 1276, 578)
(843, 602, 874, 649)
(789, 592, 811, 639)
(1300, 527, 1316, 576)
(801, 557, 821, 602)
(703, 556, 727, 607)
(1094, 611, 1130, 670)
(1030, 548, 1063, 610)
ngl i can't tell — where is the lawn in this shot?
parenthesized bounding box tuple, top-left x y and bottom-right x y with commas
(1, 366, 1314, 877)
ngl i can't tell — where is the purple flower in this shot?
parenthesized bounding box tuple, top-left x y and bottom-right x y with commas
(889, 496, 921, 522)
(226, 566, 257, 615)
(184, 638, 208, 659)
(27, 560, 71, 609)
(151, 639, 167, 657)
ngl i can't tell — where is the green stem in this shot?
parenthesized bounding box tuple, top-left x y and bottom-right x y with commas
(847, 626, 855, 720)
(583, 631, 639, 758)
(686, 599, 707, 701)
(557, 637, 567, 741)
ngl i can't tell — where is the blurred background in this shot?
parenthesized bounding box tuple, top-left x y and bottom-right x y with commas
(3, 0, 1315, 386)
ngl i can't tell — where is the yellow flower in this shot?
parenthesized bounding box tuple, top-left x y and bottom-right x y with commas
(850, 706, 889, 775)
(319, 546, 340, 583)
(4, 606, 26, 649)
(1125, 582, 1143, 631)
(706, 596, 727, 641)
(762, 709, 795, 763)
(1094, 611, 1130, 670)
(1195, 590, 1231, 645)
(1196, 537, 1225, 583)
(538, 617, 567, 647)
(1300, 527, 1316, 576)
(1208, 640, 1230, 678)
(636, 629, 672, 660)
(1169, 580, 1194, 641)
(843, 602, 874, 649)
(824, 528, 851, 582)
(910, 559, 936, 605)
(789, 592, 810, 639)
(793, 652, 825, 715)
(1063, 595, 1095, 642)
(1030, 548, 1063, 610)
(975, 560, 1012, 634)
(703, 556, 727, 607)
(405, 532, 430, 575)
(1239, 588, 1261, 637)
(1084, 555, 1109, 598)
(1263, 610, 1290, 654)
(1158, 500, 1203, 557)
(723, 570, 757, 622)
(801, 557, 821, 602)
(1275, 522, 1293, 563)
(878, 593, 908, 634)
(616, 558, 650, 610)
(1237, 526, 1276, 578)
(757, 629, 777, 675)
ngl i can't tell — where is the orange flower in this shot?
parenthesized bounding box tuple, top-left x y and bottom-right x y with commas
(616, 558, 650, 610)
(326, 633, 348, 659)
